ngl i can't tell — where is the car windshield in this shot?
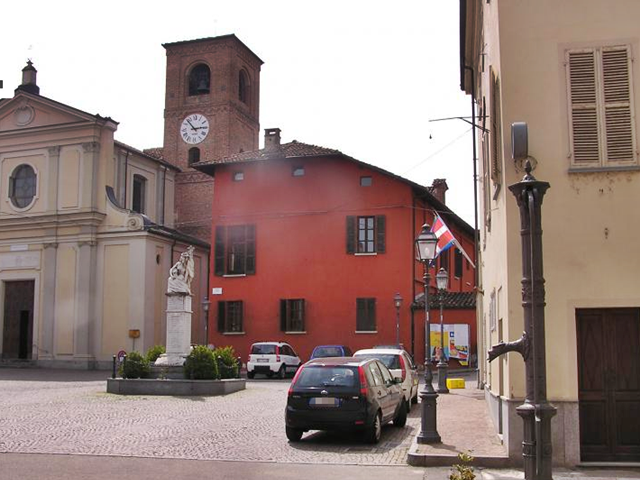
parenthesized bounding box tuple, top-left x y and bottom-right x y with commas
(251, 344, 277, 355)
(354, 353, 401, 369)
(313, 347, 344, 357)
(296, 366, 358, 388)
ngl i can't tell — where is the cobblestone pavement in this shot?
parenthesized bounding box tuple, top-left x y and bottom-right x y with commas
(0, 369, 419, 465)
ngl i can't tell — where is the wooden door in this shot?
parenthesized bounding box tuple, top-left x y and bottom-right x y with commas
(2, 280, 35, 360)
(577, 308, 640, 462)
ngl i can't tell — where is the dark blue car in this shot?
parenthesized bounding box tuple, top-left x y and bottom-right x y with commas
(310, 345, 352, 359)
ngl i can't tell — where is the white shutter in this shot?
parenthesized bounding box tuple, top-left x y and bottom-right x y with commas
(490, 70, 502, 182)
(568, 49, 601, 166)
(602, 46, 636, 165)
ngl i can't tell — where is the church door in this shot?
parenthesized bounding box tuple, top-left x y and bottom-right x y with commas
(1, 280, 35, 359)
(577, 308, 640, 462)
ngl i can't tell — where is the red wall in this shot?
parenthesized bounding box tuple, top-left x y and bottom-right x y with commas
(206, 155, 476, 366)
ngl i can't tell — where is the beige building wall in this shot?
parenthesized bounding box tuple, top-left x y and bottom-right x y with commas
(467, 0, 640, 467)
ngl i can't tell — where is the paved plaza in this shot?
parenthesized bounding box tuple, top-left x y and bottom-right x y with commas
(1, 368, 639, 480)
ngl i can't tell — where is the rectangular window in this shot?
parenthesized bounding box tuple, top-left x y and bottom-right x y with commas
(132, 175, 146, 214)
(217, 301, 243, 333)
(233, 171, 244, 181)
(439, 248, 449, 271)
(214, 225, 256, 276)
(454, 249, 463, 278)
(360, 176, 372, 186)
(567, 45, 636, 168)
(356, 298, 376, 332)
(280, 299, 305, 332)
(346, 215, 385, 254)
(292, 166, 305, 177)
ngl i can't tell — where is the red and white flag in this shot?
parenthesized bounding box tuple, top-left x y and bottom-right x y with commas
(431, 214, 475, 268)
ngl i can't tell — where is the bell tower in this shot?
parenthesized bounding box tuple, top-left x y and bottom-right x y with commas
(162, 35, 263, 242)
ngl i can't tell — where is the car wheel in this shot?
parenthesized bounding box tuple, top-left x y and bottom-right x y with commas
(364, 411, 382, 444)
(266, 371, 274, 378)
(406, 395, 412, 413)
(247, 371, 255, 379)
(286, 426, 303, 442)
(394, 400, 408, 428)
(277, 365, 286, 379)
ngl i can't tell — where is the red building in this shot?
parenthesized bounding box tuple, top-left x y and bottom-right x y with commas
(195, 129, 476, 366)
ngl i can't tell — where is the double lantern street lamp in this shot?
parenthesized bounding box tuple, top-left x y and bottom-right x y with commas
(414, 224, 441, 444)
(436, 267, 449, 394)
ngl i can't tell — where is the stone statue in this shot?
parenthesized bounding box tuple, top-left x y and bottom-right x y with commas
(167, 246, 195, 294)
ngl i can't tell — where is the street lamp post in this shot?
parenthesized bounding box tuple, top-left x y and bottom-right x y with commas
(436, 268, 449, 394)
(394, 292, 402, 347)
(202, 297, 211, 346)
(415, 224, 441, 444)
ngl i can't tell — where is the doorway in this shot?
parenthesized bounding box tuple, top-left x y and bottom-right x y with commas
(577, 308, 640, 462)
(1, 280, 35, 359)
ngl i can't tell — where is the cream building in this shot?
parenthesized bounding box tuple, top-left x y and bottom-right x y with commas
(461, 0, 640, 466)
(0, 62, 209, 369)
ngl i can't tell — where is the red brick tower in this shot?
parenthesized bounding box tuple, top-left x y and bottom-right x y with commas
(162, 35, 263, 241)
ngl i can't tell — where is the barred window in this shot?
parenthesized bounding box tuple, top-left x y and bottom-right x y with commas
(218, 301, 243, 333)
(356, 298, 376, 332)
(280, 299, 305, 332)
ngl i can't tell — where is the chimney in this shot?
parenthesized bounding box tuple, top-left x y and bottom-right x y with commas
(15, 60, 40, 95)
(264, 128, 281, 151)
(430, 178, 449, 204)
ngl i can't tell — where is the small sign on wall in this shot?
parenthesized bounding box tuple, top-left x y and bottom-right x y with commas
(212, 288, 223, 295)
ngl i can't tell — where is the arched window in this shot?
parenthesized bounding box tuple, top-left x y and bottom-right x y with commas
(188, 147, 201, 166)
(9, 164, 36, 208)
(132, 174, 147, 214)
(239, 69, 249, 104)
(188, 64, 211, 96)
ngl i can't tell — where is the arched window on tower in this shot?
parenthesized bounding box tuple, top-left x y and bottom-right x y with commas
(239, 69, 249, 104)
(188, 147, 201, 166)
(188, 64, 211, 96)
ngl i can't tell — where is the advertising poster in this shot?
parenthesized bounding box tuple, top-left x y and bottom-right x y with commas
(429, 324, 470, 366)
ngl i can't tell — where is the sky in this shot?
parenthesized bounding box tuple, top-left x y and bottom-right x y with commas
(0, 1, 475, 225)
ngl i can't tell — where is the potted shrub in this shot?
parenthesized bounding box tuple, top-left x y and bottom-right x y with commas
(119, 351, 150, 379)
(183, 345, 218, 380)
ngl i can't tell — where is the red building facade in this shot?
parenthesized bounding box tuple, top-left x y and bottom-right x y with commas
(196, 130, 476, 366)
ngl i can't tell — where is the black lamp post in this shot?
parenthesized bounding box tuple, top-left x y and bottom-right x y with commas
(202, 298, 211, 346)
(394, 292, 402, 347)
(436, 267, 449, 393)
(415, 224, 441, 444)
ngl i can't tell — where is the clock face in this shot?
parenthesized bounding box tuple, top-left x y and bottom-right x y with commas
(180, 114, 210, 144)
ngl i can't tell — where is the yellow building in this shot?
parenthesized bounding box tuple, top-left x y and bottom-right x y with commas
(461, 0, 640, 466)
(0, 62, 209, 369)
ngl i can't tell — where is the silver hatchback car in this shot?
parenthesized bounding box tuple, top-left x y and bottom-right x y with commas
(353, 348, 419, 409)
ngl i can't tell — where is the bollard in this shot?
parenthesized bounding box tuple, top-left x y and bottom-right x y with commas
(122, 354, 127, 379)
(236, 356, 242, 379)
(112, 355, 117, 379)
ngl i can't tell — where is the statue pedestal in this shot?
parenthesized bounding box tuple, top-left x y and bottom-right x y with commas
(155, 293, 192, 367)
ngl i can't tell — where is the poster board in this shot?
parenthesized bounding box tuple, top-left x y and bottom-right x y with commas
(429, 323, 470, 366)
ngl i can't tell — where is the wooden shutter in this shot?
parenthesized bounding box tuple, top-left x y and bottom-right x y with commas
(245, 224, 256, 274)
(602, 46, 635, 164)
(237, 301, 244, 332)
(346, 216, 356, 254)
(490, 70, 502, 182)
(300, 299, 306, 331)
(214, 226, 225, 276)
(356, 298, 365, 331)
(217, 301, 226, 332)
(280, 299, 287, 331)
(375, 215, 386, 253)
(568, 49, 601, 165)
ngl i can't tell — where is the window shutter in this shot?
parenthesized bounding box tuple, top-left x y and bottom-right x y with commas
(217, 301, 226, 332)
(214, 226, 225, 276)
(369, 298, 376, 331)
(300, 299, 306, 331)
(490, 70, 502, 183)
(246, 224, 256, 274)
(356, 298, 365, 331)
(280, 299, 287, 332)
(375, 215, 386, 253)
(568, 49, 601, 165)
(346, 216, 356, 254)
(237, 301, 244, 331)
(602, 46, 635, 164)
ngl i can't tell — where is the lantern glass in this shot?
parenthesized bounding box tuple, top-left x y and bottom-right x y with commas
(415, 224, 438, 261)
(436, 268, 448, 291)
(394, 292, 402, 308)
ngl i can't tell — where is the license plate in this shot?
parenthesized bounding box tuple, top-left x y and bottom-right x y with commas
(257, 358, 268, 363)
(310, 397, 339, 407)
